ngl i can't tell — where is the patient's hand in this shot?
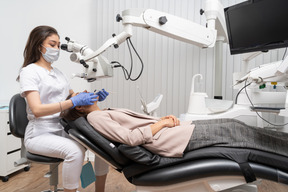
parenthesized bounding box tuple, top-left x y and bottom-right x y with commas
(160, 115, 180, 127)
(150, 116, 180, 135)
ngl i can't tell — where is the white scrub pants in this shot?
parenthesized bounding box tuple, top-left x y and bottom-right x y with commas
(25, 131, 86, 189)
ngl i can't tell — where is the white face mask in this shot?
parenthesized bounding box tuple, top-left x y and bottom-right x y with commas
(41, 45, 60, 63)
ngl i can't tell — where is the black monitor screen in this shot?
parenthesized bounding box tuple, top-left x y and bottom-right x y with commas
(224, 0, 288, 55)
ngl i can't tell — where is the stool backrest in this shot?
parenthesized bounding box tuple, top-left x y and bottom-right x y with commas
(9, 94, 28, 138)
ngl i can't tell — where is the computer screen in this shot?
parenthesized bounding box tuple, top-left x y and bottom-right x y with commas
(224, 0, 288, 55)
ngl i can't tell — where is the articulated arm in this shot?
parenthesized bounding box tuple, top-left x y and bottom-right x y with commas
(235, 54, 288, 86)
(62, 0, 227, 82)
(83, 0, 227, 62)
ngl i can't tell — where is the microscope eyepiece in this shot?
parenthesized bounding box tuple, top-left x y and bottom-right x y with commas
(61, 44, 68, 51)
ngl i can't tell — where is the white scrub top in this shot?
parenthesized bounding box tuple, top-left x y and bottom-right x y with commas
(19, 64, 71, 139)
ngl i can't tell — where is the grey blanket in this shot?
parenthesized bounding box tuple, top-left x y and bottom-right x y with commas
(185, 118, 288, 157)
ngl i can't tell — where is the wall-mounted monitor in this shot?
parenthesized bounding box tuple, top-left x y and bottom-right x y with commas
(224, 0, 288, 55)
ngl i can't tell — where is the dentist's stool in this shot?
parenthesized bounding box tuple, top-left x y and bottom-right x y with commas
(9, 94, 63, 192)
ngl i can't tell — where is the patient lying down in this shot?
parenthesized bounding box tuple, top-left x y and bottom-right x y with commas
(61, 91, 288, 158)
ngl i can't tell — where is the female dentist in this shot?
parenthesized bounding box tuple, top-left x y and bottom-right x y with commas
(18, 25, 108, 192)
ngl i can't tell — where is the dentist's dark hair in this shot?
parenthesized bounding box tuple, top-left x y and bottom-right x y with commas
(17, 25, 59, 81)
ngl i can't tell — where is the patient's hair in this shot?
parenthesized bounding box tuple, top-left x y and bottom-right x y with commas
(60, 94, 87, 121)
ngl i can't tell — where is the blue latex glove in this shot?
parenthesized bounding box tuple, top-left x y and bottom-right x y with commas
(70, 92, 98, 108)
(96, 89, 109, 102)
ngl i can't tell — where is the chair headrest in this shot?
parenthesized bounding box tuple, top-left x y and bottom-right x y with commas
(73, 117, 131, 165)
(60, 118, 70, 133)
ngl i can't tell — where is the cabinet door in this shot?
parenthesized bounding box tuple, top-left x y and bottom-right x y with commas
(4, 110, 21, 153)
(0, 111, 7, 175)
(0, 110, 24, 175)
(6, 151, 22, 174)
(7, 134, 21, 153)
(5, 112, 10, 134)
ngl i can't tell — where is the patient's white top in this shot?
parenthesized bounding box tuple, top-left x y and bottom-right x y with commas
(19, 64, 71, 138)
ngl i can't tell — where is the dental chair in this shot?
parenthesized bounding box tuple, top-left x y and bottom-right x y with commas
(60, 116, 288, 192)
(9, 94, 63, 192)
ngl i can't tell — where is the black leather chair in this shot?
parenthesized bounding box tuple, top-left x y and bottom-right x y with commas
(9, 94, 63, 192)
(61, 116, 288, 192)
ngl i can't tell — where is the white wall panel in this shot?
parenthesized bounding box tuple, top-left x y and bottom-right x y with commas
(0, 0, 287, 129)
(91, 0, 199, 116)
(89, 0, 287, 124)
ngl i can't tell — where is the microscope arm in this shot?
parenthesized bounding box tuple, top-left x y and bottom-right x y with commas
(83, 0, 227, 62)
(83, 24, 134, 61)
(62, 0, 227, 81)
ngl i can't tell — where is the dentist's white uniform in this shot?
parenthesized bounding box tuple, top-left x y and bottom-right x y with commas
(20, 64, 86, 189)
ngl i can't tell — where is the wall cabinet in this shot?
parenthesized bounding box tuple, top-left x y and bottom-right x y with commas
(0, 108, 28, 182)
